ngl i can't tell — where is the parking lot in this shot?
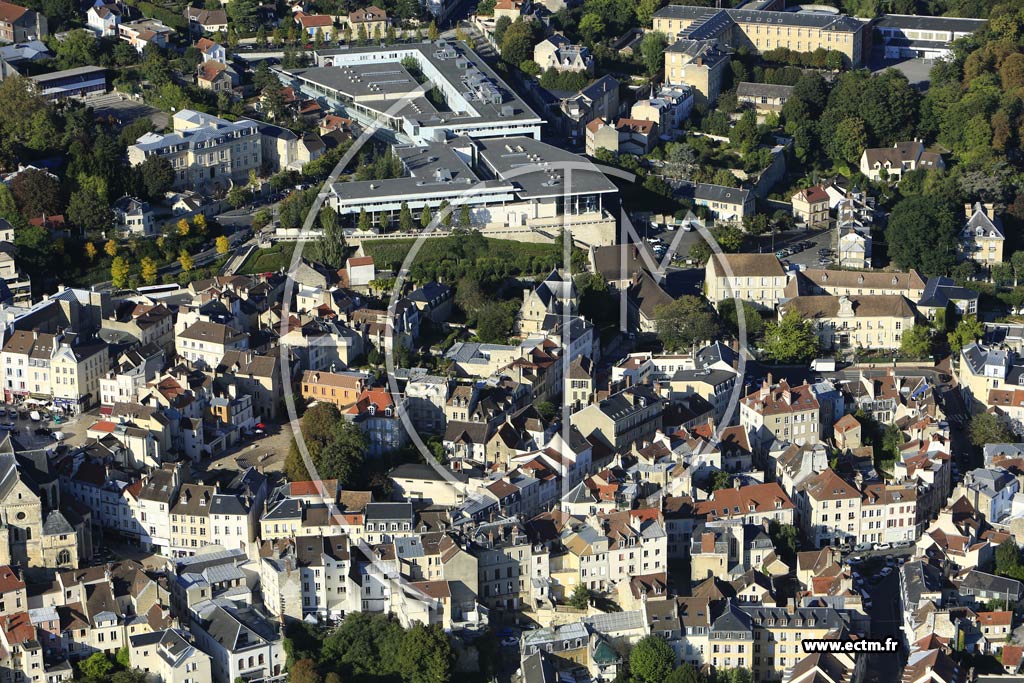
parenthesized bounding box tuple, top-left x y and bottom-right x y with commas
(0, 403, 86, 451)
(85, 92, 169, 130)
(753, 228, 836, 268)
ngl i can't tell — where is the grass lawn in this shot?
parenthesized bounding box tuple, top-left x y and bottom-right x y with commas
(361, 236, 570, 273)
(237, 242, 301, 275)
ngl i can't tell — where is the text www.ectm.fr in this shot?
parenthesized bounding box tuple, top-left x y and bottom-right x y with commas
(802, 638, 899, 654)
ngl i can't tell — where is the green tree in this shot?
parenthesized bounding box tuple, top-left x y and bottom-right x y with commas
(948, 315, 983, 353)
(519, 59, 541, 77)
(969, 412, 1014, 448)
(227, 184, 248, 209)
(629, 635, 675, 683)
(719, 299, 766, 341)
(136, 155, 174, 199)
(0, 74, 51, 159)
(729, 109, 760, 153)
(455, 275, 486, 318)
(420, 205, 433, 228)
(55, 29, 99, 69)
(115, 646, 131, 669)
(665, 664, 702, 683)
(899, 324, 933, 358)
(710, 470, 731, 491)
(636, 0, 660, 26)
(110, 671, 146, 683)
(78, 652, 113, 682)
(993, 263, 1015, 287)
(768, 521, 798, 566)
(995, 540, 1024, 580)
(316, 420, 368, 486)
(315, 207, 346, 268)
(710, 224, 744, 253)
(284, 403, 343, 482)
(886, 196, 958, 275)
(493, 16, 511, 44)
(639, 32, 667, 77)
(399, 202, 414, 231)
(358, 209, 372, 232)
(0, 184, 20, 226)
(427, 21, 439, 41)
(827, 117, 868, 166)
(321, 613, 404, 678)
(763, 310, 819, 364)
(110, 256, 131, 289)
(226, 0, 260, 31)
(654, 295, 722, 353)
(475, 301, 517, 343)
(578, 13, 606, 45)
(398, 623, 454, 683)
(567, 583, 589, 609)
(689, 240, 711, 265)
(500, 19, 536, 67)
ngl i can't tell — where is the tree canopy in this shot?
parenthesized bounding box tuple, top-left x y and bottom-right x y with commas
(886, 196, 958, 275)
(630, 635, 675, 683)
(762, 310, 819, 364)
(654, 295, 723, 353)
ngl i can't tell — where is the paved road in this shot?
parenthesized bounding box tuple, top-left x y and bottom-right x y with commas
(859, 570, 904, 683)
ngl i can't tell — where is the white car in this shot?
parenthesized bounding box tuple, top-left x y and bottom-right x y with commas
(874, 542, 892, 551)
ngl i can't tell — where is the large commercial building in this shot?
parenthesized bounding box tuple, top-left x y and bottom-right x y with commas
(321, 135, 619, 246)
(279, 40, 544, 143)
(30, 65, 106, 101)
(872, 14, 986, 59)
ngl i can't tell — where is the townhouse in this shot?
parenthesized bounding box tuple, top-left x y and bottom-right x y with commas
(740, 377, 821, 449)
(795, 469, 862, 548)
(694, 482, 796, 527)
(704, 254, 787, 311)
(780, 294, 915, 351)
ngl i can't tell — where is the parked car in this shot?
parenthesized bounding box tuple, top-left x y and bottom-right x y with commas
(874, 542, 892, 551)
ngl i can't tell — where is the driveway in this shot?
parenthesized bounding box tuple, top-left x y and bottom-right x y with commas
(869, 51, 935, 91)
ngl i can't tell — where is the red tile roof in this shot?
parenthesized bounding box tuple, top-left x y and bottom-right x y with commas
(0, 567, 23, 594)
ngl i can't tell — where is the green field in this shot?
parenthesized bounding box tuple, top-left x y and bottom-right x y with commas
(361, 234, 578, 282)
(237, 242, 302, 275)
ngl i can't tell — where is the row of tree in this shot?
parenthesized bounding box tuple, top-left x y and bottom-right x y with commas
(282, 612, 456, 683)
